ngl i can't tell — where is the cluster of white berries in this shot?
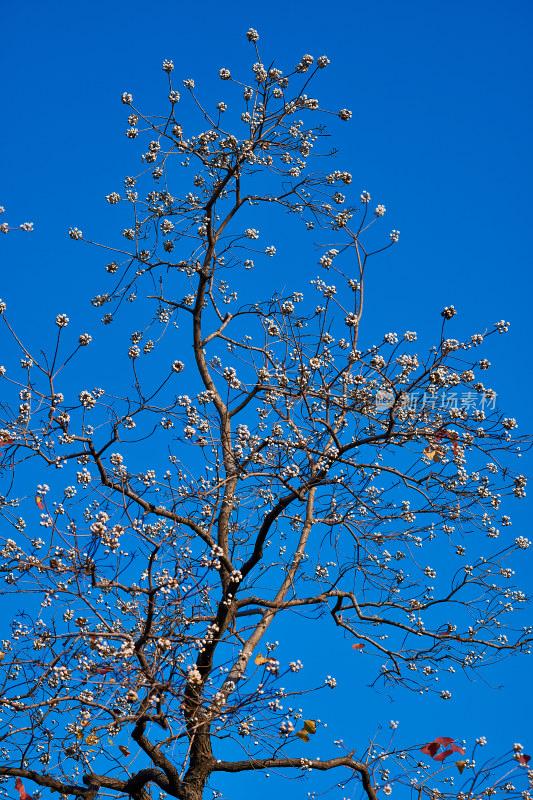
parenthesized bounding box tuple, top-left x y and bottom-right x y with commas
(441, 305, 457, 320)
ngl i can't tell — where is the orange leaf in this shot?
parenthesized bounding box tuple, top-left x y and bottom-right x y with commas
(456, 760, 467, 774)
(118, 745, 130, 757)
(423, 446, 442, 463)
(352, 643, 365, 651)
(35, 495, 45, 510)
(254, 653, 276, 666)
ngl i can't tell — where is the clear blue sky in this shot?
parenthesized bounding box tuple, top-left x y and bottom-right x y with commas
(1, 1, 532, 798)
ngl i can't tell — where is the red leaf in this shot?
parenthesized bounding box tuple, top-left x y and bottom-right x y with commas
(432, 429, 459, 456)
(95, 667, 112, 675)
(35, 495, 45, 510)
(15, 778, 33, 800)
(434, 737, 455, 746)
(443, 430, 459, 455)
(421, 741, 440, 757)
(434, 749, 453, 762)
(450, 743, 466, 755)
(352, 643, 365, 650)
(518, 754, 531, 765)
(0, 439, 14, 447)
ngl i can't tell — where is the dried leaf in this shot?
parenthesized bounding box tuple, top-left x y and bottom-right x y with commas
(352, 643, 365, 651)
(295, 719, 317, 742)
(302, 719, 317, 735)
(35, 495, 45, 510)
(254, 653, 276, 666)
(423, 446, 442, 463)
(76, 731, 84, 741)
(0, 651, 6, 663)
(85, 733, 99, 745)
(456, 760, 467, 774)
(118, 745, 130, 757)
(89, 635, 97, 651)
(15, 778, 33, 800)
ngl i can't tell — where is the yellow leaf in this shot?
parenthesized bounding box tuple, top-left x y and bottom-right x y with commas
(456, 761, 468, 774)
(108, 738, 114, 746)
(296, 719, 317, 741)
(118, 745, 130, 757)
(255, 653, 273, 666)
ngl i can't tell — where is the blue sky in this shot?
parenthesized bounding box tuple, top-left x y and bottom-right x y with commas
(1, 0, 532, 798)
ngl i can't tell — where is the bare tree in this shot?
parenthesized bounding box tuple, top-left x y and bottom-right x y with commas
(0, 29, 531, 800)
